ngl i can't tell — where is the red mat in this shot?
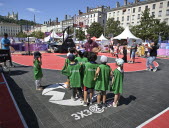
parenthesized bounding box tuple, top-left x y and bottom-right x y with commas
(138, 108, 169, 128)
(0, 74, 25, 128)
(12, 53, 158, 72)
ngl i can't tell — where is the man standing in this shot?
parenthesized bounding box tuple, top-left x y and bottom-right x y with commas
(129, 40, 137, 63)
(146, 42, 159, 72)
(84, 35, 100, 53)
(1, 33, 14, 68)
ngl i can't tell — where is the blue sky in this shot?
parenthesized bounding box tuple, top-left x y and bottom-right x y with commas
(0, 0, 134, 24)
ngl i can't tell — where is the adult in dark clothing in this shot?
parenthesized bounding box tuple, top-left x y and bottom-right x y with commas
(122, 46, 127, 63)
(146, 42, 159, 72)
(84, 35, 100, 52)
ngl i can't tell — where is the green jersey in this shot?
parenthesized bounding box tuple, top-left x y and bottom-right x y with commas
(61, 58, 71, 76)
(33, 59, 43, 80)
(95, 64, 111, 91)
(75, 57, 88, 64)
(111, 68, 124, 94)
(67, 62, 82, 88)
(83, 62, 99, 88)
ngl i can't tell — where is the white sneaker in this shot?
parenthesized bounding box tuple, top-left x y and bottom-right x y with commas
(112, 102, 117, 107)
(153, 68, 157, 72)
(71, 97, 76, 101)
(146, 68, 151, 71)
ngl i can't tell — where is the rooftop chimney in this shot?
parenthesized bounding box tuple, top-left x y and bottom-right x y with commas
(124, 0, 127, 6)
(116, 2, 120, 8)
(65, 15, 67, 20)
(86, 6, 90, 13)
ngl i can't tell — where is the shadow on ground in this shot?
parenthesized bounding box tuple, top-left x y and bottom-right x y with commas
(4, 72, 39, 128)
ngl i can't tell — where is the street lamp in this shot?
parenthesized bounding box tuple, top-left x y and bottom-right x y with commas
(27, 22, 31, 55)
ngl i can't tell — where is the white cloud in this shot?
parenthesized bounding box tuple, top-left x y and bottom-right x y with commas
(0, 2, 4, 6)
(26, 8, 40, 13)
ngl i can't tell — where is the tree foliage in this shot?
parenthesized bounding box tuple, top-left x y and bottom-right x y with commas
(131, 8, 169, 42)
(76, 28, 85, 41)
(87, 22, 103, 38)
(105, 18, 124, 37)
(16, 32, 27, 38)
(30, 31, 45, 39)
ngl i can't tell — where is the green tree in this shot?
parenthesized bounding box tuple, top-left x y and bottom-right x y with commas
(16, 32, 27, 38)
(76, 28, 85, 41)
(105, 18, 124, 37)
(87, 22, 103, 38)
(30, 31, 44, 39)
(131, 8, 169, 42)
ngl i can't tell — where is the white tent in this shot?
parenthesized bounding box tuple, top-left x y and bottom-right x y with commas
(96, 34, 108, 41)
(61, 31, 68, 39)
(44, 31, 61, 42)
(113, 26, 141, 40)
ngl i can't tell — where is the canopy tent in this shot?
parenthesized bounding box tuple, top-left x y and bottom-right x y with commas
(91, 36, 97, 41)
(96, 34, 108, 41)
(61, 31, 68, 39)
(44, 31, 61, 42)
(113, 26, 141, 40)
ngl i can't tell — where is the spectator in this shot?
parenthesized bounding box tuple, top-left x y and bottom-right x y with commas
(146, 42, 159, 72)
(0, 33, 14, 68)
(128, 40, 137, 64)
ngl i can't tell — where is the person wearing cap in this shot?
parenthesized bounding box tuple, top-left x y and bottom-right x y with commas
(94, 55, 112, 108)
(67, 54, 83, 101)
(33, 51, 43, 90)
(0, 33, 14, 68)
(111, 58, 124, 107)
(61, 47, 76, 88)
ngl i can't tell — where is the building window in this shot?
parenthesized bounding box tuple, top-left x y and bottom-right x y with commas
(94, 14, 95, 17)
(132, 22, 134, 24)
(138, 7, 141, 12)
(133, 8, 135, 13)
(113, 12, 115, 16)
(166, 10, 169, 16)
(128, 9, 130, 14)
(152, 12, 155, 17)
(117, 11, 119, 15)
(117, 17, 119, 21)
(138, 14, 140, 19)
(159, 11, 162, 17)
(91, 15, 92, 18)
(145, 6, 148, 9)
(127, 16, 130, 21)
(132, 15, 135, 20)
(122, 16, 124, 21)
(109, 13, 111, 17)
(160, 2, 163, 8)
(153, 4, 156, 9)
(168, 1, 169, 7)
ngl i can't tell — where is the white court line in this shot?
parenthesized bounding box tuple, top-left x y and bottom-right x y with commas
(136, 107, 169, 128)
(1, 73, 28, 128)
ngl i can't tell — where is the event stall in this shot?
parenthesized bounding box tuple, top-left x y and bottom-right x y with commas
(44, 31, 62, 42)
(96, 34, 110, 52)
(113, 26, 142, 45)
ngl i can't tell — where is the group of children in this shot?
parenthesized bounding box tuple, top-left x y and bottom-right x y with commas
(61, 47, 124, 108)
(32, 47, 125, 108)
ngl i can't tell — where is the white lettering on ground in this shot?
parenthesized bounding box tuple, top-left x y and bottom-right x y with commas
(42, 83, 83, 106)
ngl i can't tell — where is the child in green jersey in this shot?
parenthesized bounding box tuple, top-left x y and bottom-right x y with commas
(62, 47, 76, 88)
(67, 54, 83, 101)
(94, 55, 112, 108)
(75, 50, 88, 65)
(33, 51, 43, 91)
(83, 52, 98, 106)
(111, 58, 124, 107)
